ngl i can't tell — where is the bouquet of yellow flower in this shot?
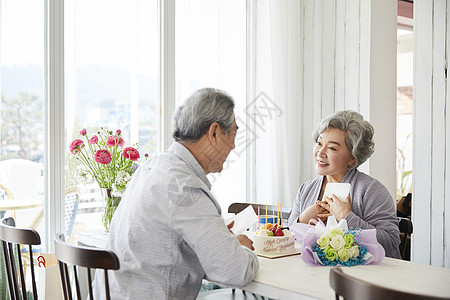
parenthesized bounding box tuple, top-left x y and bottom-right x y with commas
(290, 216, 385, 266)
(69, 128, 144, 229)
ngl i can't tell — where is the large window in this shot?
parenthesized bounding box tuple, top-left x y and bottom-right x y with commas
(65, 0, 160, 235)
(396, 1, 413, 200)
(0, 0, 247, 250)
(0, 0, 45, 239)
(396, 28, 413, 200)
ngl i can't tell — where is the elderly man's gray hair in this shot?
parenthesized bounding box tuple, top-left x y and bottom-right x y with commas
(172, 88, 235, 142)
(312, 110, 375, 169)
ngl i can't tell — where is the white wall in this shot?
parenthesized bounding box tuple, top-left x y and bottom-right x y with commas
(251, 0, 397, 211)
(299, 0, 397, 197)
(413, 0, 450, 268)
(296, 0, 450, 269)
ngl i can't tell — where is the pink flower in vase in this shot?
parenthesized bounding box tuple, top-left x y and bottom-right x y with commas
(80, 128, 87, 135)
(89, 135, 99, 144)
(122, 147, 140, 161)
(95, 149, 112, 164)
(116, 129, 122, 135)
(69, 139, 85, 154)
(106, 136, 125, 147)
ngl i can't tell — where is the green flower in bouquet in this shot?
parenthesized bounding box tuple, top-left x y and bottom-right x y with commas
(69, 128, 143, 230)
(324, 247, 339, 261)
(317, 235, 330, 249)
(313, 227, 367, 266)
(343, 233, 355, 248)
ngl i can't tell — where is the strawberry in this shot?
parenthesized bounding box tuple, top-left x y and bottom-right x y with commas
(274, 228, 284, 236)
(270, 224, 278, 232)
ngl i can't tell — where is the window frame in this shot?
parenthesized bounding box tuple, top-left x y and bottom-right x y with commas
(46, 0, 177, 250)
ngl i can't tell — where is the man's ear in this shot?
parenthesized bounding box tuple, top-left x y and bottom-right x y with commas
(207, 122, 220, 143)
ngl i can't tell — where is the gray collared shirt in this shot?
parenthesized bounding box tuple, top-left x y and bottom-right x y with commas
(93, 142, 259, 299)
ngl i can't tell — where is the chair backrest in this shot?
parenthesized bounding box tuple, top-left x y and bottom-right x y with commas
(398, 217, 413, 260)
(0, 217, 41, 300)
(228, 202, 291, 222)
(329, 268, 449, 300)
(28, 186, 81, 237)
(64, 187, 81, 239)
(396, 193, 412, 218)
(0, 184, 14, 201)
(54, 233, 120, 300)
(0, 184, 14, 219)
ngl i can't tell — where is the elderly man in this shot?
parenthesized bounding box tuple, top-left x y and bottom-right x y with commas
(93, 88, 259, 299)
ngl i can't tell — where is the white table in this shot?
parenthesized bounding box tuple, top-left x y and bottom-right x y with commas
(73, 229, 450, 299)
(75, 229, 108, 248)
(241, 254, 450, 299)
(0, 199, 43, 225)
(0, 199, 42, 210)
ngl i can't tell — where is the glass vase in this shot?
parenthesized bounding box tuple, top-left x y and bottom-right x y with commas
(101, 188, 121, 231)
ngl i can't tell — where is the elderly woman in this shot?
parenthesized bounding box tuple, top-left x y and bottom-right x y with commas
(288, 111, 401, 258)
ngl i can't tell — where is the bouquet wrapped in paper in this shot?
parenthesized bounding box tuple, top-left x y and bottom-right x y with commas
(290, 216, 385, 266)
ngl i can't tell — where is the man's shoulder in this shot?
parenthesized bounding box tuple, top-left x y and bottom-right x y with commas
(147, 151, 191, 173)
(147, 152, 207, 189)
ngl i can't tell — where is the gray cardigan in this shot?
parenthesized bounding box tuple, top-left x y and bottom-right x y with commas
(288, 168, 401, 258)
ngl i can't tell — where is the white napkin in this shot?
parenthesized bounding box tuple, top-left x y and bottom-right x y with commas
(225, 205, 258, 235)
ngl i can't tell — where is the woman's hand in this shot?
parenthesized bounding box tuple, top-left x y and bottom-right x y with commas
(318, 194, 351, 221)
(299, 203, 331, 223)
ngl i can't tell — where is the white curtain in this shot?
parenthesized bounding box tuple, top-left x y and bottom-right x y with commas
(251, 0, 303, 209)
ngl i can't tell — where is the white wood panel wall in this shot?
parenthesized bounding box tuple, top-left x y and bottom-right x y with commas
(251, 0, 396, 214)
(321, 0, 336, 118)
(299, 0, 397, 201)
(367, 1, 397, 199)
(345, 1, 361, 110)
(413, 0, 450, 268)
(301, 0, 316, 182)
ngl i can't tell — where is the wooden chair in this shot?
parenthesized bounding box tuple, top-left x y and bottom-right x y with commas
(0, 184, 14, 201)
(228, 202, 291, 224)
(54, 233, 120, 300)
(29, 187, 81, 239)
(0, 217, 41, 300)
(0, 184, 15, 220)
(329, 268, 450, 300)
(398, 217, 413, 260)
(63, 187, 81, 240)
